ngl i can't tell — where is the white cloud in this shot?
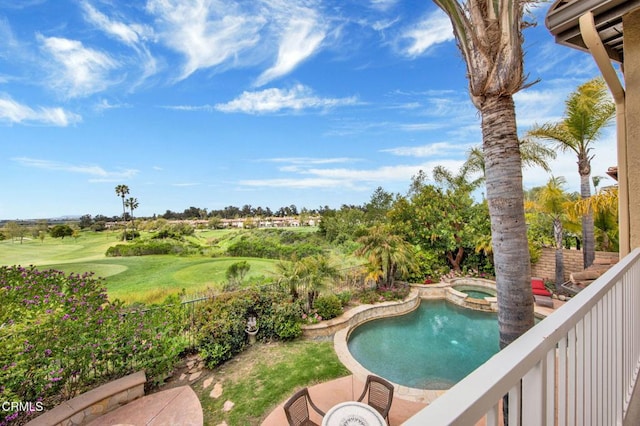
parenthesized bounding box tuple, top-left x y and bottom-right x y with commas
(12, 157, 138, 180)
(147, 0, 265, 81)
(254, 4, 326, 86)
(369, 0, 398, 12)
(265, 157, 357, 165)
(215, 84, 358, 114)
(239, 157, 467, 192)
(81, 1, 149, 46)
(38, 35, 118, 98)
(239, 177, 349, 189)
(398, 10, 454, 57)
(382, 142, 465, 157)
(81, 1, 158, 86)
(0, 95, 81, 126)
(94, 98, 131, 112)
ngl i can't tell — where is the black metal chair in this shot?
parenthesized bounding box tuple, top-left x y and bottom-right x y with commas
(356, 375, 394, 425)
(283, 387, 326, 426)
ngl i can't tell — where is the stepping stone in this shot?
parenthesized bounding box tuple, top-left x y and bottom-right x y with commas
(179, 373, 187, 381)
(216, 422, 228, 426)
(203, 377, 213, 389)
(210, 382, 223, 399)
(223, 400, 234, 412)
(189, 371, 202, 381)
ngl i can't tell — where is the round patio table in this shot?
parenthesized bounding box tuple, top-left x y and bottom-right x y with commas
(322, 401, 386, 426)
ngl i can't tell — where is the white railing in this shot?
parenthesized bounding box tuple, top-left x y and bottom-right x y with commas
(404, 248, 640, 426)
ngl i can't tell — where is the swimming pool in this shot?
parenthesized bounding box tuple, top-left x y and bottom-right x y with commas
(347, 299, 499, 389)
(453, 286, 496, 300)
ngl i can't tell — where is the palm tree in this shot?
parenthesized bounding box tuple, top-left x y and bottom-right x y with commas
(114, 184, 129, 241)
(433, 0, 535, 350)
(464, 138, 556, 181)
(299, 255, 340, 312)
(355, 225, 416, 289)
(125, 197, 139, 234)
(574, 186, 619, 252)
(527, 78, 615, 268)
(529, 177, 572, 290)
(432, 162, 484, 194)
(274, 255, 340, 312)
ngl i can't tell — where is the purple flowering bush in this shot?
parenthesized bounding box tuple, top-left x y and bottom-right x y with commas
(0, 266, 187, 425)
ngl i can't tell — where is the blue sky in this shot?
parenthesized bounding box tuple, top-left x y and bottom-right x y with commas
(0, 0, 616, 220)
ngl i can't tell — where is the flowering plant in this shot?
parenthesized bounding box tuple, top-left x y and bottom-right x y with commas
(302, 311, 323, 324)
(0, 266, 187, 425)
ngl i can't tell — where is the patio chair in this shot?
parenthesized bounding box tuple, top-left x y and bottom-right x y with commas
(532, 278, 554, 308)
(283, 387, 325, 426)
(356, 375, 394, 425)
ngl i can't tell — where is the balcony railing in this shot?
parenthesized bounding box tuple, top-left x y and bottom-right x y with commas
(404, 248, 640, 426)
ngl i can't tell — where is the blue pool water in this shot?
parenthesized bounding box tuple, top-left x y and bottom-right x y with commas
(347, 300, 500, 389)
(461, 289, 493, 299)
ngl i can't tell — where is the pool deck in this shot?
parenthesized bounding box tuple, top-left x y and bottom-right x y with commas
(262, 296, 565, 425)
(260, 375, 428, 426)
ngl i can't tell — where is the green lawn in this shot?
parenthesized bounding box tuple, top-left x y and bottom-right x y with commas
(197, 340, 350, 426)
(0, 231, 278, 304)
(0, 231, 120, 266)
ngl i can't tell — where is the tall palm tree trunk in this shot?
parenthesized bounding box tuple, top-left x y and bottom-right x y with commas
(121, 196, 127, 241)
(579, 166, 595, 268)
(554, 218, 565, 290)
(482, 95, 534, 349)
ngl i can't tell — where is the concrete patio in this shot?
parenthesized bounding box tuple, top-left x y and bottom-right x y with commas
(260, 375, 427, 426)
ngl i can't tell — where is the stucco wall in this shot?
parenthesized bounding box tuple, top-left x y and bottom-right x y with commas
(625, 9, 640, 251)
(530, 248, 619, 282)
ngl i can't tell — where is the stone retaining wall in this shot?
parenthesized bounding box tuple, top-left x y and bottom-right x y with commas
(301, 290, 421, 339)
(26, 371, 146, 426)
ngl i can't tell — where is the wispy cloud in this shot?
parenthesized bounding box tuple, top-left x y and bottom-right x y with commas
(81, 1, 150, 46)
(369, 0, 398, 12)
(0, 95, 81, 126)
(81, 1, 157, 86)
(397, 10, 453, 57)
(93, 98, 131, 112)
(381, 142, 464, 157)
(254, 2, 326, 86)
(147, 0, 264, 81)
(239, 177, 350, 189)
(215, 84, 358, 114)
(12, 157, 138, 180)
(263, 157, 357, 165)
(38, 35, 118, 98)
(238, 159, 466, 191)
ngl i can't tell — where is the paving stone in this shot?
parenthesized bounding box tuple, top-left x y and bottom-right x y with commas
(203, 377, 213, 389)
(223, 400, 234, 412)
(210, 382, 223, 399)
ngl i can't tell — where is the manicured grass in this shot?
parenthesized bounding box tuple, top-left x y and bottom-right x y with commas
(1, 231, 279, 304)
(46, 256, 278, 304)
(0, 231, 121, 266)
(197, 340, 350, 426)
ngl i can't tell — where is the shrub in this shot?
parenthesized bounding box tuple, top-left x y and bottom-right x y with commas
(336, 291, 352, 307)
(194, 288, 304, 368)
(356, 282, 410, 304)
(0, 266, 187, 424)
(314, 294, 343, 320)
(105, 240, 198, 256)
